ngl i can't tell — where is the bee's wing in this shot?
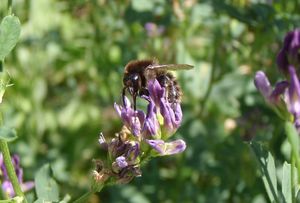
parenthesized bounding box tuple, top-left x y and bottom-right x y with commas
(146, 64, 194, 71)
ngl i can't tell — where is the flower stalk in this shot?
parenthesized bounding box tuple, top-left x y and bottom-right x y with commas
(0, 141, 27, 203)
(73, 190, 94, 203)
(7, 0, 12, 15)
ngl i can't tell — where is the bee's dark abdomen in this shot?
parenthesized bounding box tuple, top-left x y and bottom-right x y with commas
(156, 72, 181, 104)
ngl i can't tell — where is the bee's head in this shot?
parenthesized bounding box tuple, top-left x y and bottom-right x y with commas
(123, 73, 141, 96)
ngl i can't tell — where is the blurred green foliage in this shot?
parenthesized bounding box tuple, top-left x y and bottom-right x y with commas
(1, 0, 300, 202)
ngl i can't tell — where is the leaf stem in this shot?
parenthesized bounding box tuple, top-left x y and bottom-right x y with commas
(73, 191, 94, 203)
(7, 0, 12, 15)
(0, 140, 27, 203)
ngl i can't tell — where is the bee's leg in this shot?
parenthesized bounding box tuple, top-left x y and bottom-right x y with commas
(133, 93, 137, 111)
(122, 87, 127, 107)
(139, 88, 149, 97)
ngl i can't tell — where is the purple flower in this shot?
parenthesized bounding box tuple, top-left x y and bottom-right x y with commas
(148, 79, 183, 136)
(114, 97, 145, 136)
(277, 29, 300, 74)
(286, 66, 300, 122)
(0, 154, 34, 198)
(254, 71, 289, 104)
(147, 79, 165, 106)
(142, 98, 160, 138)
(116, 156, 128, 168)
(144, 22, 165, 37)
(146, 139, 186, 156)
(160, 101, 182, 136)
(94, 77, 186, 186)
(254, 71, 291, 120)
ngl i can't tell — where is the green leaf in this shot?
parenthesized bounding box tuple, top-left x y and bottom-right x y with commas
(34, 164, 59, 202)
(0, 15, 21, 61)
(282, 162, 292, 203)
(251, 142, 279, 202)
(0, 126, 17, 142)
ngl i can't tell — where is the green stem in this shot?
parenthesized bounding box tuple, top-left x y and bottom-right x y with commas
(286, 125, 300, 184)
(198, 30, 219, 118)
(73, 191, 94, 203)
(7, 0, 12, 15)
(0, 140, 27, 203)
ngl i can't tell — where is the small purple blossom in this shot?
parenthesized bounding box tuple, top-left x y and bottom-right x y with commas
(277, 29, 300, 74)
(146, 139, 186, 156)
(160, 101, 183, 136)
(286, 66, 300, 123)
(144, 22, 165, 37)
(254, 71, 289, 105)
(148, 79, 183, 136)
(254, 71, 272, 101)
(114, 97, 145, 136)
(142, 98, 160, 138)
(0, 154, 34, 198)
(116, 156, 128, 168)
(254, 71, 292, 121)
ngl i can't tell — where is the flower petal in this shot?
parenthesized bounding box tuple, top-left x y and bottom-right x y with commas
(276, 29, 300, 74)
(287, 66, 300, 117)
(21, 181, 35, 193)
(142, 99, 159, 138)
(146, 139, 186, 156)
(270, 81, 289, 103)
(148, 79, 165, 106)
(115, 96, 145, 137)
(254, 71, 272, 101)
(116, 156, 128, 168)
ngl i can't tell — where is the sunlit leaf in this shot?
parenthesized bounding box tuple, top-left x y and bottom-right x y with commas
(34, 164, 59, 202)
(282, 162, 292, 203)
(251, 142, 278, 202)
(0, 15, 21, 61)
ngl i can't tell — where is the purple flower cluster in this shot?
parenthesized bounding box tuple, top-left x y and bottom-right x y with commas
(93, 79, 186, 186)
(0, 154, 34, 198)
(255, 29, 300, 132)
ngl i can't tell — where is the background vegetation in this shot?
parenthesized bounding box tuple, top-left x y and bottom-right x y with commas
(1, 0, 300, 202)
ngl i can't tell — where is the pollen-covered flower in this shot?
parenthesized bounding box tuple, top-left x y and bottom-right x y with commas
(0, 154, 34, 198)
